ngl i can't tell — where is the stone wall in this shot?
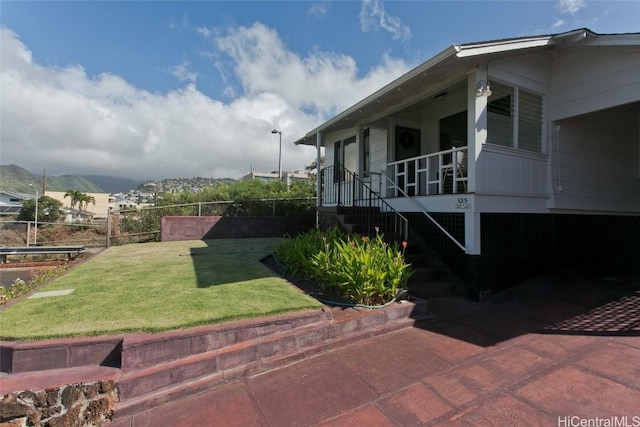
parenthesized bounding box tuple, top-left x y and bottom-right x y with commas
(0, 381, 118, 427)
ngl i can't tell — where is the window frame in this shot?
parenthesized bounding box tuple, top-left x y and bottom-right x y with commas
(486, 81, 543, 153)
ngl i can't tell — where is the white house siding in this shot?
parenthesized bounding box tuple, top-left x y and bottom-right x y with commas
(550, 50, 640, 121)
(550, 104, 640, 214)
(476, 145, 548, 197)
(471, 54, 552, 199)
(489, 53, 551, 96)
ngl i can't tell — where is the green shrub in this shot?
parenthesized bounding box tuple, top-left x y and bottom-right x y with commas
(275, 228, 412, 306)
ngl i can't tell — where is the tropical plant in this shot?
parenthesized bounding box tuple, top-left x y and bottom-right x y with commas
(275, 228, 413, 306)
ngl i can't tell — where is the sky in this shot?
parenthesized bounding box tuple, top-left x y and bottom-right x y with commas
(1, 1, 638, 181)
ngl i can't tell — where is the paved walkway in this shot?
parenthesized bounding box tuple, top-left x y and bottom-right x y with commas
(110, 266, 640, 427)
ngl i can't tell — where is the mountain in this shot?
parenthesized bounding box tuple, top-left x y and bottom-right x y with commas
(0, 164, 103, 193)
(1, 164, 236, 195)
(81, 175, 144, 193)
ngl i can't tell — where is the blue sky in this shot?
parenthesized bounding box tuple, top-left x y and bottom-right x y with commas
(1, 1, 638, 181)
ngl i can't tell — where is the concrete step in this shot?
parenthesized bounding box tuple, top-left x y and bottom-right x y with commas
(117, 320, 330, 401)
(120, 310, 328, 372)
(113, 300, 426, 418)
(2, 300, 428, 421)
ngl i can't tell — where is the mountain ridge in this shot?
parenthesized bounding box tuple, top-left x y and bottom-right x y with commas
(0, 164, 235, 194)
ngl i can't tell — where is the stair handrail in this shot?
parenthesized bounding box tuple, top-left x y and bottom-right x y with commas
(380, 171, 468, 253)
(322, 164, 408, 242)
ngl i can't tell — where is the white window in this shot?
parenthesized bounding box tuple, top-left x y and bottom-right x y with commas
(487, 82, 542, 153)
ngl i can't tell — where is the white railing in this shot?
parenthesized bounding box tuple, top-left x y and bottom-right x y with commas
(380, 173, 468, 252)
(386, 147, 468, 197)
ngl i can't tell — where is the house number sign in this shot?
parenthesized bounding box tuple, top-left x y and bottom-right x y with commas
(455, 197, 472, 209)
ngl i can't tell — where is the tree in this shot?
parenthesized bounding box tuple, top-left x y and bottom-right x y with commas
(64, 189, 82, 211)
(17, 196, 63, 222)
(78, 193, 96, 212)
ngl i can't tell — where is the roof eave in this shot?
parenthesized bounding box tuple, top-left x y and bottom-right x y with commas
(293, 28, 639, 147)
(294, 46, 460, 146)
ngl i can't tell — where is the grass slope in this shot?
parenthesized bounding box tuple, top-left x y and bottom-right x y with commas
(0, 238, 321, 340)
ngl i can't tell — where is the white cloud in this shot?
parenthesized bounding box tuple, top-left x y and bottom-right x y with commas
(308, 2, 329, 17)
(0, 25, 411, 181)
(210, 23, 410, 116)
(552, 19, 566, 29)
(359, 0, 411, 41)
(557, 0, 586, 15)
(171, 61, 198, 84)
(169, 14, 190, 31)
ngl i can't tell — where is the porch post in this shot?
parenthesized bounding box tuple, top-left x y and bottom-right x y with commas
(467, 68, 489, 193)
(465, 67, 489, 255)
(316, 131, 322, 228)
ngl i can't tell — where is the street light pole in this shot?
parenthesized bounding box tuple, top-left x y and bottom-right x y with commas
(271, 129, 282, 180)
(29, 184, 38, 245)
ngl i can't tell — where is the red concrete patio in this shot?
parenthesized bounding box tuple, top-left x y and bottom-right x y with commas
(106, 263, 640, 427)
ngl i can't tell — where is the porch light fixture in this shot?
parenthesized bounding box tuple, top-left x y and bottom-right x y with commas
(271, 129, 282, 179)
(476, 80, 492, 97)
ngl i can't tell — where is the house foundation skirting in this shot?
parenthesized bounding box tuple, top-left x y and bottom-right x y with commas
(406, 212, 640, 297)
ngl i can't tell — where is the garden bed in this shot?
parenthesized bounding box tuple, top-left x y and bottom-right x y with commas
(261, 254, 354, 307)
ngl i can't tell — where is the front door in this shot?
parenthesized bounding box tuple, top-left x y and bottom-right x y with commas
(395, 126, 420, 195)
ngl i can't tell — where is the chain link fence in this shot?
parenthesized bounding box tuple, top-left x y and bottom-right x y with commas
(1, 197, 316, 248)
(0, 220, 107, 248)
(109, 198, 316, 246)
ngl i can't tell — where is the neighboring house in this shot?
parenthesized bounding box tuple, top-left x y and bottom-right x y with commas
(0, 191, 33, 216)
(241, 168, 312, 187)
(294, 28, 640, 295)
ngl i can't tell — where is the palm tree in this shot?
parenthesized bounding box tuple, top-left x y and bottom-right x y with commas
(64, 190, 82, 212)
(79, 194, 96, 212)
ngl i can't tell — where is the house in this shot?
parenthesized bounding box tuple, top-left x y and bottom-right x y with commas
(294, 28, 640, 296)
(0, 191, 34, 216)
(241, 168, 312, 187)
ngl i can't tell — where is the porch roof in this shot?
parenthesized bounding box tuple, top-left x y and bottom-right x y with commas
(294, 28, 636, 147)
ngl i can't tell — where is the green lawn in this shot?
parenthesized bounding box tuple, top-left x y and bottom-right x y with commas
(0, 238, 322, 340)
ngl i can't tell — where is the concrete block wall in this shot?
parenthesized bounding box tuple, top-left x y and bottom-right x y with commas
(160, 213, 315, 241)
